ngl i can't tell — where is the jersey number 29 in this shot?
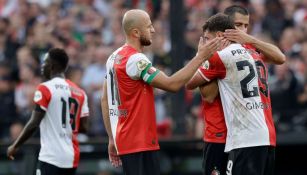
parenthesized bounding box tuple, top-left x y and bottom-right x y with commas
(236, 60, 268, 98)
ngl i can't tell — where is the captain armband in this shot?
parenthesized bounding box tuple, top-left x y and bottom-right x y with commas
(140, 64, 160, 84)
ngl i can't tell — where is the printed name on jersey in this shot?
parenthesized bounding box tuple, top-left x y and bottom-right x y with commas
(136, 59, 149, 71)
(109, 108, 128, 117)
(55, 84, 69, 90)
(231, 48, 248, 56)
(55, 84, 82, 96)
(202, 60, 210, 70)
(34, 90, 43, 102)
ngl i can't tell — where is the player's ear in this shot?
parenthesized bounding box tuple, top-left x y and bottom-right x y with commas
(131, 28, 140, 38)
(216, 31, 223, 37)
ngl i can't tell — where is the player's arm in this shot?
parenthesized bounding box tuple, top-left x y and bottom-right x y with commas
(150, 37, 222, 92)
(185, 71, 209, 90)
(199, 80, 219, 103)
(79, 117, 88, 133)
(7, 105, 45, 160)
(187, 52, 225, 95)
(101, 81, 113, 141)
(101, 81, 121, 167)
(79, 93, 89, 133)
(224, 29, 286, 64)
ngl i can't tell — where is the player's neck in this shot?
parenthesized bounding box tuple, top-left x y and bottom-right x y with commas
(50, 73, 65, 79)
(126, 39, 143, 52)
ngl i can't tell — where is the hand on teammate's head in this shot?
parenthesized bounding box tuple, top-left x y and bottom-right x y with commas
(196, 37, 223, 59)
(218, 38, 232, 50)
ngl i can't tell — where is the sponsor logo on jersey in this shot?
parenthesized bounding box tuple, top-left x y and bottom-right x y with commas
(246, 102, 270, 110)
(34, 90, 42, 102)
(202, 60, 210, 70)
(136, 59, 149, 71)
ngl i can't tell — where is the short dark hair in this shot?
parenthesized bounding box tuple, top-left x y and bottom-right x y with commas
(224, 5, 249, 19)
(202, 13, 235, 33)
(48, 48, 69, 71)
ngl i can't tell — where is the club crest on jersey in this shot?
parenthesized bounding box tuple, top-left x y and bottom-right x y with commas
(202, 60, 210, 70)
(34, 90, 42, 102)
(136, 59, 149, 71)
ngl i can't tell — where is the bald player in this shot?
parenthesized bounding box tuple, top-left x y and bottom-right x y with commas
(101, 9, 224, 175)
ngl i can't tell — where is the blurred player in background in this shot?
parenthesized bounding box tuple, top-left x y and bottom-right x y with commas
(101, 9, 223, 175)
(189, 5, 286, 175)
(7, 48, 89, 175)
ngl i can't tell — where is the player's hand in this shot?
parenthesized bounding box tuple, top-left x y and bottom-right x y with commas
(7, 145, 18, 160)
(224, 29, 253, 44)
(219, 38, 231, 50)
(196, 37, 222, 60)
(108, 139, 122, 168)
(199, 80, 219, 103)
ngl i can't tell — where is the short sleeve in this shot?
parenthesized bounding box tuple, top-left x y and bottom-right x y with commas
(81, 93, 89, 118)
(198, 52, 226, 81)
(126, 53, 160, 84)
(33, 84, 51, 111)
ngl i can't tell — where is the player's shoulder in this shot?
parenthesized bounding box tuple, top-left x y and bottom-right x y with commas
(128, 52, 148, 61)
(37, 79, 53, 89)
(65, 79, 84, 91)
(65, 79, 87, 96)
(116, 45, 139, 57)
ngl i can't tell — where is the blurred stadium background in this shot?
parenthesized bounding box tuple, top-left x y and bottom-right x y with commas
(0, 0, 307, 174)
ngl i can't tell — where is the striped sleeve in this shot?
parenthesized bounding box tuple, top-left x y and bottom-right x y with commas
(198, 52, 226, 81)
(33, 84, 51, 111)
(126, 53, 160, 84)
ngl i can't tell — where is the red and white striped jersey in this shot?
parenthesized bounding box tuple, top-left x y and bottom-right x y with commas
(106, 45, 160, 155)
(198, 43, 276, 152)
(33, 77, 89, 168)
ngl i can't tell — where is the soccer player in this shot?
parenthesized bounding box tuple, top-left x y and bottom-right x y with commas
(101, 9, 223, 175)
(186, 13, 279, 175)
(7, 48, 89, 175)
(189, 5, 286, 175)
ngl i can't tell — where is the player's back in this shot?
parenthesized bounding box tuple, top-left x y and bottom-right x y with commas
(216, 44, 271, 152)
(34, 77, 88, 168)
(244, 44, 276, 146)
